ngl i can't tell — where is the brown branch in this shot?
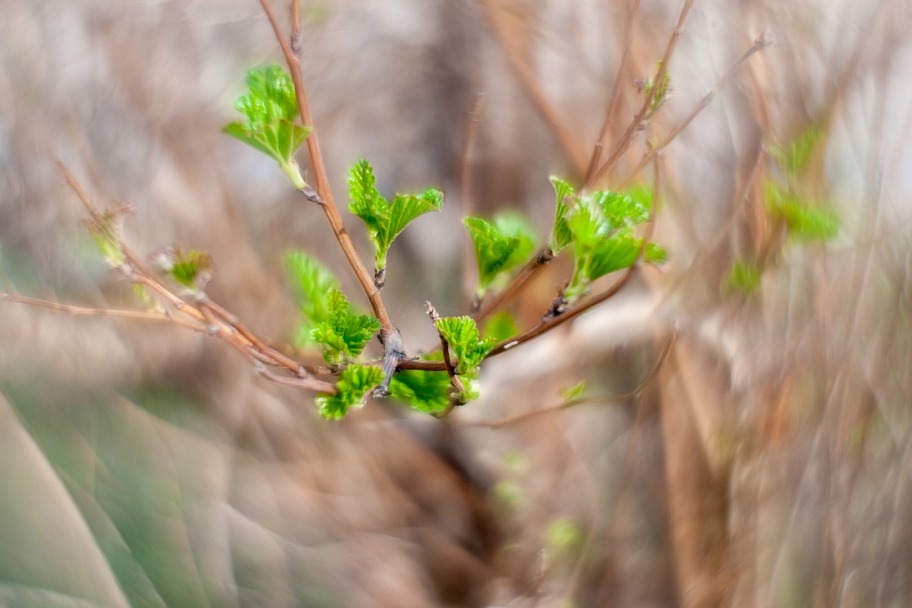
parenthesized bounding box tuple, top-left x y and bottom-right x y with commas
(625, 36, 770, 181)
(471, 245, 554, 323)
(257, 0, 394, 336)
(584, 0, 643, 183)
(585, 0, 694, 189)
(425, 301, 465, 417)
(0, 293, 206, 331)
(54, 162, 337, 393)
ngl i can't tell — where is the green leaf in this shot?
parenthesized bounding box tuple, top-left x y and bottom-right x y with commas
(348, 159, 387, 237)
(348, 159, 443, 272)
(582, 230, 640, 284)
(549, 176, 576, 252)
(389, 368, 452, 414)
(644, 242, 668, 265)
(435, 316, 495, 374)
(563, 188, 659, 300)
(560, 381, 587, 402)
(223, 65, 311, 189)
(482, 312, 518, 343)
(642, 62, 671, 119)
(591, 190, 650, 228)
(764, 182, 839, 241)
(545, 517, 584, 553)
(315, 364, 385, 419)
(284, 252, 340, 335)
(464, 213, 537, 297)
(726, 258, 763, 296)
(310, 289, 381, 366)
(769, 124, 825, 178)
(169, 249, 214, 291)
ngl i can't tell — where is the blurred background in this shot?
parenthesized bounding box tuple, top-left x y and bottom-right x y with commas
(1, 0, 911, 606)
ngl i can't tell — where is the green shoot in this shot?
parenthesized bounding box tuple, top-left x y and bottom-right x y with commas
(563, 189, 656, 300)
(315, 364, 385, 419)
(310, 289, 381, 367)
(435, 316, 495, 375)
(224, 65, 312, 189)
(464, 213, 537, 299)
(348, 159, 443, 281)
(284, 252, 340, 345)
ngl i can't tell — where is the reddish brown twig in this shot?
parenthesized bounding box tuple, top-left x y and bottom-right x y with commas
(257, 0, 395, 339)
(585, 0, 694, 189)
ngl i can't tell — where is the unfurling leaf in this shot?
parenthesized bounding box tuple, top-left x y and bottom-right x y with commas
(310, 289, 381, 366)
(560, 381, 587, 402)
(389, 367, 452, 414)
(315, 364, 384, 419)
(284, 252, 340, 345)
(549, 176, 576, 252)
(223, 65, 311, 189)
(726, 258, 763, 296)
(464, 213, 537, 298)
(769, 124, 825, 179)
(435, 316, 495, 374)
(644, 242, 668, 265)
(764, 182, 839, 242)
(348, 159, 443, 275)
(563, 188, 657, 300)
(169, 248, 214, 292)
(84, 203, 135, 268)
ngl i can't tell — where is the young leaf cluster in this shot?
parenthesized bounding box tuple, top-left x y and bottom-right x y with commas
(435, 316, 495, 375)
(311, 289, 381, 367)
(284, 252, 379, 365)
(551, 179, 663, 300)
(389, 364, 452, 414)
(169, 248, 214, 293)
(315, 364, 385, 419)
(285, 252, 340, 344)
(348, 159, 443, 280)
(763, 182, 839, 242)
(224, 65, 311, 189)
(764, 125, 839, 242)
(464, 213, 537, 299)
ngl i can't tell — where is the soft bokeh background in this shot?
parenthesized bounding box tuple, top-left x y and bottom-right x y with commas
(2, 0, 911, 606)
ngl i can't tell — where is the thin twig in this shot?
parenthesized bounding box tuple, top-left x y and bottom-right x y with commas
(585, 0, 643, 183)
(471, 245, 553, 323)
(467, 327, 677, 429)
(290, 0, 303, 52)
(585, 0, 694, 189)
(0, 293, 205, 331)
(256, 0, 395, 337)
(625, 37, 770, 181)
(425, 301, 466, 414)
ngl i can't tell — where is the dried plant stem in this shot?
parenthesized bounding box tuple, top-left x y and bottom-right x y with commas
(585, 0, 643, 182)
(625, 37, 770, 181)
(585, 0, 694, 189)
(0, 293, 204, 331)
(50, 163, 336, 392)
